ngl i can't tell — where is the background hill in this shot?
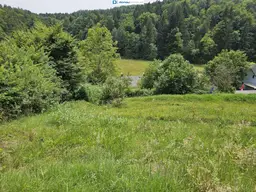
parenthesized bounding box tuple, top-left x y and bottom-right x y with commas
(1, 0, 256, 63)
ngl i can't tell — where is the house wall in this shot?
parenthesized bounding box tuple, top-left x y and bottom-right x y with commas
(244, 65, 256, 88)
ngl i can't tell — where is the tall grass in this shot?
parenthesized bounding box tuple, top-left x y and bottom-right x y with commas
(0, 94, 255, 191)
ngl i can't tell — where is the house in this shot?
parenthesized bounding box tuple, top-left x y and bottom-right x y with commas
(244, 64, 256, 90)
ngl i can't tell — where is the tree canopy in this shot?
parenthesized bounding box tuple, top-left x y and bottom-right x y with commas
(1, 0, 256, 62)
(206, 50, 250, 92)
(79, 24, 119, 84)
(141, 54, 198, 94)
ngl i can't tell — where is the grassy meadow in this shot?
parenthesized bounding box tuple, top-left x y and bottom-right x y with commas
(0, 94, 256, 191)
(115, 59, 150, 76)
(115, 59, 205, 76)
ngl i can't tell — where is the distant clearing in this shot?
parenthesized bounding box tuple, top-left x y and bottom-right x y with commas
(116, 59, 205, 76)
(115, 59, 150, 76)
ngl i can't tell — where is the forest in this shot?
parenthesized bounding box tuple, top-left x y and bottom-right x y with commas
(1, 0, 256, 63)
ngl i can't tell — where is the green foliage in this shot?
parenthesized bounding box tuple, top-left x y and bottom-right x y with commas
(0, 5, 38, 37)
(155, 54, 197, 94)
(0, 41, 61, 120)
(45, 25, 83, 96)
(101, 77, 130, 105)
(2, 1, 256, 62)
(200, 32, 217, 62)
(174, 30, 183, 53)
(75, 77, 131, 106)
(112, 27, 126, 56)
(119, 13, 135, 32)
(212, 65, 235, 93)
(125, 88, 154, 97)
(193, 73, 212, 94)
(142, 54, 197, 94)
(74, 84, 103, 105)
(138, 12, 159, 26)
(100, 15, 115, 31)
(11, 23, 84, 99)
(79, 24, 119, 84)
(206, 50, 250, 92)
(0, 22, 85, 120)
(138, 13, 158, 60)
(124, 32, 140, 59)
(141, 60, 161, 89)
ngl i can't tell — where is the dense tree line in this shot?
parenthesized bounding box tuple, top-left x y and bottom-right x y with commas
(0, 5, 38, 40)
(1, 0, 256, 63)
(40, 0, 256, 63)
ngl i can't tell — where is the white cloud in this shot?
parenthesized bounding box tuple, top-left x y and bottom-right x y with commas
(0, 0, 159, 13)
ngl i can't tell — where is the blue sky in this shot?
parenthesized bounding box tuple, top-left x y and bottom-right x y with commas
(0, 0, 158, 13)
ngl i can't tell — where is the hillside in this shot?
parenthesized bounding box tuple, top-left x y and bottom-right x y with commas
(0, 5, 39, 39)
(0, 95, 255, 191)
(1, 0, 256, 63)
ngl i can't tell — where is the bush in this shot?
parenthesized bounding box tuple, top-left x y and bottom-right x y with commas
(75, 77, 131, 106)
(141, 54, 198, 95)
(79, 24, 119, 84)
(212, 65, 235, 93)
(193, 73, 212, 94)
(155, 54, 197, 94)
(12, 23, 84, 100)
(125, 88, 154, 97)
(0, 42, 62, 120)
(141, 60, 160, 89)
(74, 84, 103, 105)
(205, 50, 250, 92)
(101, 77, 130, 105)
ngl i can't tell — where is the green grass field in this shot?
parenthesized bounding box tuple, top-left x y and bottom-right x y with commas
(0, 94, 256, 191)
(115, 59, 205, 76)
(115, 59, 150, 76)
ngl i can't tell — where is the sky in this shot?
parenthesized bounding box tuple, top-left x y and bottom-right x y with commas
(0, 0, 158, 13)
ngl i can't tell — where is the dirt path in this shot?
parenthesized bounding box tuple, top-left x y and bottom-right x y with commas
(128, 76, 141, 87)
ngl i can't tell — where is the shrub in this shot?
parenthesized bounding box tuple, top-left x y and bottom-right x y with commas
(141, 54, 198, 95)
(101, 77, 130, 105)
(125, 88, 154, 97)
(0, 42, 62, 120)
(47, 29, 83, 99)
(205, 50, 250, 92)
(75, 77, 130, 106)
(212, 65, 235, 93)
(74, 84, 103, 105)
(141, 60, 160, 89)
(79, 24, 119, 84)
(154, 54, 197, 94)
(193, 73, 212, 94)
(12, 23, 84, 100)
